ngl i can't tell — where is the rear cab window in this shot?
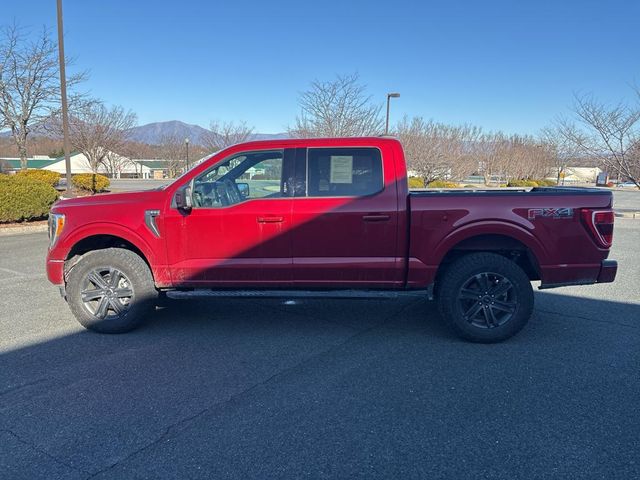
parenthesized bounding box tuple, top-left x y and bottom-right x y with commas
(295, 147, 384, 197)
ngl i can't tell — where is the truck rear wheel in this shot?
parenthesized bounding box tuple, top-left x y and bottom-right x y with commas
(66, 248, 157, 333)
(437, 252, 534, 343)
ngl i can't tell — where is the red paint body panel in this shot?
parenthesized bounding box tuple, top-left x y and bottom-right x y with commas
(163, 198, 294, 286)
(46, 137, 617, 292)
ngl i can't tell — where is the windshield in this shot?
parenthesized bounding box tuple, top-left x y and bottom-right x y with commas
(160, 152, 218, 189)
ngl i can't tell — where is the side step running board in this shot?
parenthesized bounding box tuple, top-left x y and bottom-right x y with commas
(167, 289, 431, 300)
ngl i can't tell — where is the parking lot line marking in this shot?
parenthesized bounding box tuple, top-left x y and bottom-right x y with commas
(0, 267, 27, 277)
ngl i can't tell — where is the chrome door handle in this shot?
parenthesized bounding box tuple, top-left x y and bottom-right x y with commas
(362, 214, 390, 222)
(257, 216, 284, 223)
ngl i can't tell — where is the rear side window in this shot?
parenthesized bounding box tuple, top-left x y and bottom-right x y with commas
(304, 147, 383, 197)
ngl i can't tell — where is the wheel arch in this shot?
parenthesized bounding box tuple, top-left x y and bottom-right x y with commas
(431, 222, 547, 287)
(61, 224, 158, 283)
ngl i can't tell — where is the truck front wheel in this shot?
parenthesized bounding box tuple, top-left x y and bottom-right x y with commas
(66, 248, 157, 333)
(437, 252, 534, 343)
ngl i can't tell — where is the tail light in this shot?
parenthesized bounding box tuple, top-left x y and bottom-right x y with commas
(580, 209, 614, 248)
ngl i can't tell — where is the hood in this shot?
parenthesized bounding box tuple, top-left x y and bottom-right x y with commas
(52, 189, 166, 210)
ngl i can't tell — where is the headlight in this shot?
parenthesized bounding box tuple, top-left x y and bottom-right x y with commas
(48, 213, 65, 249)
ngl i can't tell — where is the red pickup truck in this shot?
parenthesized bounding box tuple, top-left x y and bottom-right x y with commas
(46, 137, 617, 342)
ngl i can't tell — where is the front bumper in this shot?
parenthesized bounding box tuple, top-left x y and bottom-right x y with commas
(597, 259, 618, 284)
(46, 258, 65, 285)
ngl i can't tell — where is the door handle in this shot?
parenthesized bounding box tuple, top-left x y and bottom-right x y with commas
(362, 214, 390, 222)
(257, 216, 284, 223)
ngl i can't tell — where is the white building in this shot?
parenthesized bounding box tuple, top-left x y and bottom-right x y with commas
(2, 150, 174, 179)
(549, 166, 603, 185)
(41, 151, 151, 178)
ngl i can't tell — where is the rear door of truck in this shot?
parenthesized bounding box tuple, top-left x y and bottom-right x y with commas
(290, 141, 404, 287)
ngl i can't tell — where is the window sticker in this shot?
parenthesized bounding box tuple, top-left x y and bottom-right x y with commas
(329, 156, 353, 184)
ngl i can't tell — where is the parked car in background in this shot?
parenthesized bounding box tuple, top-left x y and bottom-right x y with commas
(617, 181, 639, 189)
(46, 137, 618, 343)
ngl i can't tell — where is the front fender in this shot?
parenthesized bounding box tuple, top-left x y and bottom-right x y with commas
(55, 222, 159, 269)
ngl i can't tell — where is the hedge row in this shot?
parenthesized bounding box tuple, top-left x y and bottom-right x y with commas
(507, 179, 557, 187)
(72, 173, 110, 192)
(0, 175, 59, 223)
(14, 169, 61, 187)
(408, 177, 425, 188)
(427, 180, 459, 188)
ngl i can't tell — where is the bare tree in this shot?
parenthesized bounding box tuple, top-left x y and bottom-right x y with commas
(553, 91, 640, 187)
(540, 125, 582, 185)
(158, 133, 188, 177)
(0, 24, 84, 169)
(290, 73, 384, 137)
(201, 120, 253, 152)
(64, 101, 137, 174)
(396, 116, 482, 184)
(475, 133, 551, 184)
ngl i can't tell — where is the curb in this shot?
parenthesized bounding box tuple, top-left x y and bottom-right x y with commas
(0, 223, 48, 237)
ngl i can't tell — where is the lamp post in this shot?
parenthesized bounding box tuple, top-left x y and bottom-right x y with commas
(56, 0, 73, 196)
(185, 138, 190, 171)
(385, 92, 400, 135)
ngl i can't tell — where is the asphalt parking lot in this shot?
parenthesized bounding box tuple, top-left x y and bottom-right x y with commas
(1, 221, 639, 479)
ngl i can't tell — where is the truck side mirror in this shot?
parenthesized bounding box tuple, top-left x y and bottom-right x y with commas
(175, 186, 193, 212)
(237, 182, 250, 199)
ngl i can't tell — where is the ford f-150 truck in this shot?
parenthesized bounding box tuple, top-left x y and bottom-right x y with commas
(46, 137, 617, 342)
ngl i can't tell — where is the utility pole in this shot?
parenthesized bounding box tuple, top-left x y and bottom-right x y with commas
(185, 138, 190, 170)
(385, 93, 400, 135)
(56, 0, 73, 196)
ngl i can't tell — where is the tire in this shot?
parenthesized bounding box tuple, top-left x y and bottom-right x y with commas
(66, 248, 157, 333)
(437, 252, 534, 343)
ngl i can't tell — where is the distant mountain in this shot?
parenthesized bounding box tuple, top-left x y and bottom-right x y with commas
(126, 120, 211, 145)
(2, 120, 289, 146)
(126, 120, 288, 145)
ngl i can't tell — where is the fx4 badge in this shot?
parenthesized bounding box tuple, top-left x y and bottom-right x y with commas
(528, 207, 574, 220)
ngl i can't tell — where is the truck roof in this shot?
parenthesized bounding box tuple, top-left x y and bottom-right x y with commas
(225, 136, 401, 150)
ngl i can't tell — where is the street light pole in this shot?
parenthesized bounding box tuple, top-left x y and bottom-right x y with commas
(56, 0, 73, 196)
(185, 138, 190, 170)
(385, 92, 400, 135)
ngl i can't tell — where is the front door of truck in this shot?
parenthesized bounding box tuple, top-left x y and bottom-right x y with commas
(163, 149, 295, 286)
(290, 146, 402, 287)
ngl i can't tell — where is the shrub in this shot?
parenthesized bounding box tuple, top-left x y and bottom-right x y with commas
(507, 179, 538, 187)
(408, 177, 425, 188)
(15, 169, 61, 187)
(532, 179, 556, 187)
(72, 173, 110, 193)
(427, 180, 458, 188)
(0, 175, 59, 223)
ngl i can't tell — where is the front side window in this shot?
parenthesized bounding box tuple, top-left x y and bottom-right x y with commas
(192, 150, 286, 208)
(303, 147, 383, 197)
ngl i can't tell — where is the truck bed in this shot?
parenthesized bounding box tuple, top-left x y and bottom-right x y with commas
(406, 186, 613, 288)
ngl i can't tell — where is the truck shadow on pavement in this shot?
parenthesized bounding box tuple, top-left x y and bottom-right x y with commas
(1, 292, 639, 479)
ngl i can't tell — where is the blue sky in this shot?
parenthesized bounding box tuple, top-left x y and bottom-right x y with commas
(4, 0, 639, 134)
